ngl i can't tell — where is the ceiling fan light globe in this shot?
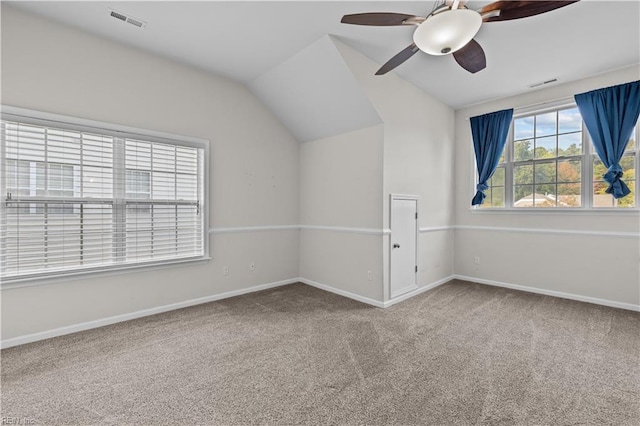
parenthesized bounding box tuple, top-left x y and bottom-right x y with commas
(413, 9, 482, 56)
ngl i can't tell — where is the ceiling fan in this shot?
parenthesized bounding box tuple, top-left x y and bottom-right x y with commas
(341, 1, 580, 75)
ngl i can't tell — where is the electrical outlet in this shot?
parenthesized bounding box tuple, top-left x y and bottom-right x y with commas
(223, 266, 229, 276)
(367, 270, 373, 281)
(474, 257, 480, 265)
(249, 262, 255, 271)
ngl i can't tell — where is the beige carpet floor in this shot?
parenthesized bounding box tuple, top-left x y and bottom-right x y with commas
(2, 280, 639, 425)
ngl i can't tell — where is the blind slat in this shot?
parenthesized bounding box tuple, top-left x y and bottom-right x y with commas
(1, 116, 205, 280)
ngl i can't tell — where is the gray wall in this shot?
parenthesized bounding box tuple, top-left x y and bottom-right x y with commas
(299, 125, 385, 301)
(1, 6, 301, 340)
(1, 5, 638, 344)
(334, 39, 456, 301)
(454, 65, 640, 307)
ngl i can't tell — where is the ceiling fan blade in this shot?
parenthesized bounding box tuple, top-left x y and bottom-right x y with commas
(341, 12, 418, 26)
(376, 44, 421, 75)
(453, 39, 486, 74)
(480, 1, 579, 22)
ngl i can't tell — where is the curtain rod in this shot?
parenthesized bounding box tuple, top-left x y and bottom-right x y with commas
(513, 95, 575, 113)
(465, 95, 575, 120)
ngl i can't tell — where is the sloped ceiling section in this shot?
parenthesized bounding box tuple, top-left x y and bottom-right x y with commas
(248, 35, 381, 143)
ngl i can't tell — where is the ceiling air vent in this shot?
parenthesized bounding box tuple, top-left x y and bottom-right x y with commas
(529, 78, 558, 89)
(108, 8, 147, 29)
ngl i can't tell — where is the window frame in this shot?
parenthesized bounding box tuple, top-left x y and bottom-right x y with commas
(473, 99, 640, 212)
(1, 105, 210, 288)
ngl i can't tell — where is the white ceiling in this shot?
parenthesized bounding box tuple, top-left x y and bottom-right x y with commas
(7, 1, 640, 109)
(249, 36, 382, 142)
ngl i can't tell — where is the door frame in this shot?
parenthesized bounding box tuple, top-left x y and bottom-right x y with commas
(389, 194, 419, 299)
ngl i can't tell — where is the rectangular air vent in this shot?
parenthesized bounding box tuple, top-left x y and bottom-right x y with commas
(110, 10, 127, 22)
(108, 8, 147, 29)
(126, 18, 144, 28)
(529, 78, 558, 89)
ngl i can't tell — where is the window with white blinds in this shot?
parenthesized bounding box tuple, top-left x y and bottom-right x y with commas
(0, 107, 208, 284)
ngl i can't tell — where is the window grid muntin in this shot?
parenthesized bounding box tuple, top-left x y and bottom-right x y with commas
(476, 102, 639, 211)
(511, 107, 584, 208)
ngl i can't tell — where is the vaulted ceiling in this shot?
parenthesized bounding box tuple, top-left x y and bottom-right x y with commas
(8, 1, 640, 109)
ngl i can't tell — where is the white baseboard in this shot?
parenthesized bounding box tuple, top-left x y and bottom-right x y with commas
(0, 278, 298, 349)
(299, 276, 455, 309)
(383, 275, 454, 308)
(7, 274, 635, 349)
(454, 274, 640, 312)
(1, 275, 456, 349)
(298, 278, 385, 308)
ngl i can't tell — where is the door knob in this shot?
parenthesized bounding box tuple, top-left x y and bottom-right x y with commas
(393, 243, 400, 248)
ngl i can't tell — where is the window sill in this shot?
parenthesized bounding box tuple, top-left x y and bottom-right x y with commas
(0, 256, 212, 290)
(470, 207, 640, 216)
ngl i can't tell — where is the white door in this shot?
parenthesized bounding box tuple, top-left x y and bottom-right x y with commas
(390, 196, 418, 299)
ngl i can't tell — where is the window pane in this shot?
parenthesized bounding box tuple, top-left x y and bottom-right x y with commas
(5, 205, 46, 275)
(126, 205, 153, 261)
(126, 140, 151, 171)
(514, 164, 533, 185)
(7, 160, 33, 196)
(83, 166, 113, 198)
(533, 186, 557, 208)
(514, 185, 534, 207)
(536, 112, 557, 137)
(177, 205, 203, 253)
(152, 205, 178, 258)
(535, 162, 556, 183)
(81, 134, 113, 198)
(498, 148, 506, 164)
(82, 133, 114, 167)
(480, 166, 506, 209)
(535, 136, 556, 159)
(152, 172, 176, 199)
(558, 160, 581, 183)
(514, 116, 534, 140)
(592, 155, 636, 208)
(489, 167, 505, 186)
(557, 184, 581, 208)
(626, 127, 636, 151)
(558, 107, 582, 134)
(558, 132, 582, 156)
(152, 143, 176, 173)
(81, 205, 115, 264)
(6, 123, 46, 163)
(592, 156, 607, 182)
(514, 140, 534, 161)
(47, 129, 81, 165)
(126, 170, 151, 199)
(3, 202, 113, 277)
(177, 174, 198, 200)
(48, 163, 75, 197)
(35, 163, 46, 195)
(491, 187, 505, 207)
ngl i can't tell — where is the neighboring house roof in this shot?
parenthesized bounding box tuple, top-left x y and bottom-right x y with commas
(593, 194, 616, 208)
(514, 193, 583, 208)
(515, 193, 623, 208)
(514, 193, 557, 208)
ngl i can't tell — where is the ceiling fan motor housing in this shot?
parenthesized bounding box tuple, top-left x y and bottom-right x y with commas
(413, 8, 482, 56)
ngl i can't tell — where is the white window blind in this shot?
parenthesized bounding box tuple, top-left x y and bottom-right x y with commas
(1, 109, 207, 283)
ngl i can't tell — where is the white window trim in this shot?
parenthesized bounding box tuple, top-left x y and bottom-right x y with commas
(1, 105, 211, 288)
(471, 99, 640, 213)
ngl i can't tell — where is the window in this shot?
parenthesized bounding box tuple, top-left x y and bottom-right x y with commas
(1, 107, 208, 284)
(478, 102, 639, 210)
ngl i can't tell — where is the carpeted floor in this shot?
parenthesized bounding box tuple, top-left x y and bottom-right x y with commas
(2, 280, 639, 425)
